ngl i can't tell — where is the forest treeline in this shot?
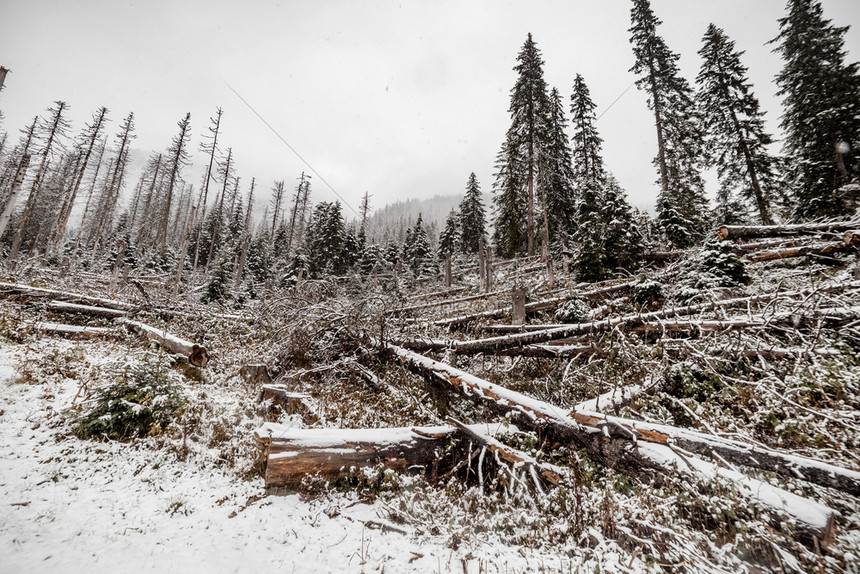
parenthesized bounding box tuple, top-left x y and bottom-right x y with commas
(0, 0, 857, 304)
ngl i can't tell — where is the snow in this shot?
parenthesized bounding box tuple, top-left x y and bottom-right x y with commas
(0, 340, 629, 573)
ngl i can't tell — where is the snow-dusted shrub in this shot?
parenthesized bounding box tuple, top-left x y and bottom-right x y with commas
(73, 359, 185, 440)
(555, 298, 590, 324)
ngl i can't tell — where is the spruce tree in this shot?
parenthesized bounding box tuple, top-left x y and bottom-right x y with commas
(601, 173, 643, 273)
(438, 209, 461, 261)
(629, 0, 708, 248)
(492, 33, 552, 257)
(570, 74, 604, 184)
(303, 201, 345, 277)
(771, 0, 860, 219)
(458, 173, 486, 254)
(540, 88, 577, 240)
(697, 24, 780, 225)
(491, 138, 526, 258)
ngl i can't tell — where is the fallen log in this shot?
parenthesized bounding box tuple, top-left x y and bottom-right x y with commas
(47, 300, 128, 318)
(717, 220, 860, 241)
(119, 319, 209, 367)
(385, 343, 837, 546)
(31, 321, 112, 340)
(447, 417, 562, 489)
(255, 423, 454, 489)
(390, 289, 506, 316)
(433, 281, 636, 329)
(746, 240, 857, 263)
(576, 408, 860, 500)
(431, 282, 860, 355)
(0, 281, 134, 310)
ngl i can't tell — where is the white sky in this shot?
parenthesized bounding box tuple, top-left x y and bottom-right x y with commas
(1, 0, 858, 220)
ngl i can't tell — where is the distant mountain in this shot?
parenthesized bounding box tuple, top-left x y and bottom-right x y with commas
(358, 194, 463, 248)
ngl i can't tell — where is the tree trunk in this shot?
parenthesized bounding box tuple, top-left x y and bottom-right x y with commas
(119, 319, 209, 367)
(716, 221, 860, 241)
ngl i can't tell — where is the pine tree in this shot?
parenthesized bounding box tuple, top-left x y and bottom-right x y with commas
(697, 24, 780, 225)
(629, 0, 708, 248)
(492, 34, 552, 257)
(458, 172, 485, 253)
(771, 0, 860, 219)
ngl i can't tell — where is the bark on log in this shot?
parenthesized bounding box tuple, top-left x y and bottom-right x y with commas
(385, 343, 839, 546)
(47, 300, 128, 318)
(255, 423, 454, 489)
(119, 319, 209, 367)
(578, 408, 860, 500)
(717, 220, 860, 241)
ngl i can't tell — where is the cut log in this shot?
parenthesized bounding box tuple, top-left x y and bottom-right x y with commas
(385, 343, 839, 547)
(47, 300, 128, 318)
(717, 220, 860, 241)
(119, 319, 209, 367)
(255, 423, 454, 489)
(746, 240, 857, 263)
(259, 385, 311, 421)
(32, 321, 112, 340)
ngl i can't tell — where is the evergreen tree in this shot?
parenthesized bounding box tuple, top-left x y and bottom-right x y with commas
(540, 88, 577, 240)
(771, 0, 860, 219)
(438, 209, 460, 261)
(601, 173, 643, 273)
(458, 173, 486, 253)
(629, 0, 708, 248)
(492, 33, 552, 257)
(404, 213, 436, 277)
(491, 138, 526, 258)
(697, 24, 780, 225)
(303, 201, 346, 277)
(570, 74, 605, 184)
(571, 179, 605, 282)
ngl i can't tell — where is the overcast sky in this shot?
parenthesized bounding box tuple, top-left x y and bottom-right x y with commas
(1, 0, 858, 222)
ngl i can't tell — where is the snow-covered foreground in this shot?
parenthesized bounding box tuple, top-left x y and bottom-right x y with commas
(0, 342, 631, 574)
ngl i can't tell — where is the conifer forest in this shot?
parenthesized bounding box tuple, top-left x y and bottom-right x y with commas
(2, 1, 860, 572)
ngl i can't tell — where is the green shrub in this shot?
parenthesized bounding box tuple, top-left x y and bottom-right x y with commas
(73, 359, 185, 440)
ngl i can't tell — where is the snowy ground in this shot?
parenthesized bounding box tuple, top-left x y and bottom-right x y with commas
(0, 339, 632, 574)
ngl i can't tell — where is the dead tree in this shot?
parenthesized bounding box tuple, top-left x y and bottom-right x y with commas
(156, 112, 191, 253)
(49, 106, 109, 254)
(191, 107, 223, 277)
(717, 220, 860, 241)
(0, 116, 37, 239)
(9, 101, 70, 259)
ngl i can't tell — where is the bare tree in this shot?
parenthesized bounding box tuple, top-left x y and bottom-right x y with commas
(9, 101, 70, 259)
(49, 106, 109, 254)
(0, 116, 37, 239)
(156, 112, 191, 252)
(192, 107, 223, 276)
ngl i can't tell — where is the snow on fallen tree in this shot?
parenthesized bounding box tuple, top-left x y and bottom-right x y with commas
(0, 281, 134, 310)
(384, 343, 841, 547)
(31, 321, 113, 340)
(46, 300, 129, 318)
(404, 281, 860, 355)
(716, 219, 860, 241)
(118, 318, 209, 368)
